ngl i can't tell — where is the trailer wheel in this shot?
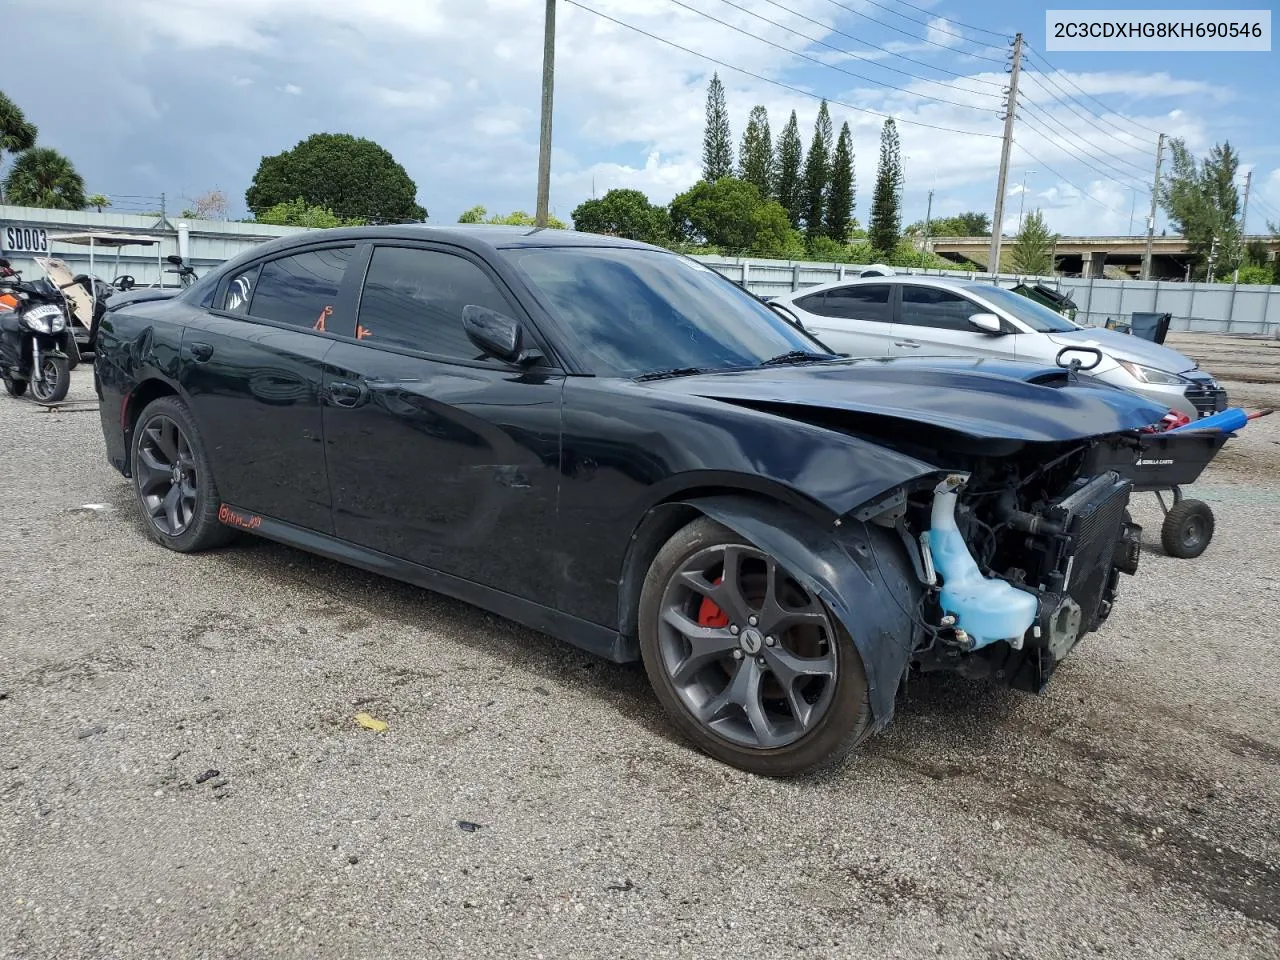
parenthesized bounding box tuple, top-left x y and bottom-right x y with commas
(1160, 499, 1214, 559)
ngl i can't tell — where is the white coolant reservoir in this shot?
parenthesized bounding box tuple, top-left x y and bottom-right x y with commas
(927, 475, 1039, 650)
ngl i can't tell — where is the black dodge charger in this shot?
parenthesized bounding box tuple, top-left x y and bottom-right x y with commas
(94, 225, 1169, 776)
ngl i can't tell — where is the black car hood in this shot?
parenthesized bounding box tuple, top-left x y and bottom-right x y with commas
(641, 357, 1168, 443)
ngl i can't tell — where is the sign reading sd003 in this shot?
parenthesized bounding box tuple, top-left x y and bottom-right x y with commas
(2, 224, 50, 254)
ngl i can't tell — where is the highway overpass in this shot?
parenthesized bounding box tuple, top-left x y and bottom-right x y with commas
(927, 234, 1280, 278)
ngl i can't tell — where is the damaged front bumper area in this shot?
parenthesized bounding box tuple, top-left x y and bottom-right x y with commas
(911, 469, 1141, 693)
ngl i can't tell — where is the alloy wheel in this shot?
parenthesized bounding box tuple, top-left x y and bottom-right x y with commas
(656, 543, 838, 749)
(136, 415, 199, 536)
(31, 358, 61, 402)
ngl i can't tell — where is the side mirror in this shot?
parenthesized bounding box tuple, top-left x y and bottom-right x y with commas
(968, 312, 1005, 335)
(463, 304, 538, 364)
(1055, 346, 1103, 372)
(166, 255, 184, 266)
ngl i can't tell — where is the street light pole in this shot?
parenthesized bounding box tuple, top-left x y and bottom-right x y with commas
(535, 0, 556, 228)
(1017, 169, 1035, 232)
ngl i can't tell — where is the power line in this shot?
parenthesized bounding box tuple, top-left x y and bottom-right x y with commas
(1021, 45, 1164, 139)
(1019, 90, 1150, 178)
(1014, 141, 1129, 219)
(818, 0, 1009, 64)
(879, 0, 1009, 38)
(1019, 65, 1154, 155)
(562, 0, 1005, 138)
(1017, 97, 1149, 185)
(856, 0, 1010, 43)
(671, 0, 1001, 113)
(755, 0, 1006, 91)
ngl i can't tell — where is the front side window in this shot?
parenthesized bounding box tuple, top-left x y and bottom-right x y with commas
(504, 247, 825, 376)
(966, 284, 1078, 333)
(246, 247, 355, 330)
(354, 246, 514, 359)
(899, 285, 980, 332)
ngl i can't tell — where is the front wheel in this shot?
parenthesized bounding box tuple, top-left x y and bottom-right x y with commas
(1161, 499, 1214, 559)
(30, 355, 69, 404)
(638, 517, 871, 777)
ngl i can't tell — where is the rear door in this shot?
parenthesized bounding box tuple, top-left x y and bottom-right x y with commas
(320, 242, 564, 601)
(890, 284, 1016, 359)
(788, 283, 897, 357)
(180, 244, 359, 533)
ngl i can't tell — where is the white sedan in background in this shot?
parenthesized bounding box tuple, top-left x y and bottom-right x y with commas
(771, 275, 1227, 421)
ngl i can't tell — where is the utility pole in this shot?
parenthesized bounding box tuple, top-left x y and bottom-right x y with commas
(988, 32, 1023, 275)
(1141, 133, 1164, 280)
(1235, 169, 1253, 282)
(1206, 235, 1218, 282)
(1017, 169, 1035, 232)
(535, 0, 556, 228)
(922, 188, 934, 252)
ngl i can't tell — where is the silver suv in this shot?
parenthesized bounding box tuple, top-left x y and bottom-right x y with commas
(773, 275, 1227, 420)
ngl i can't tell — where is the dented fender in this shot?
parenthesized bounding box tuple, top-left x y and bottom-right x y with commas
(686, 495, 922, 732)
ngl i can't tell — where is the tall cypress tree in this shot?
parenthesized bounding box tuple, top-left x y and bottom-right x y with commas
(800, 101, 833, 242)
(738, 105, 773, 198)
(868, 119, 903, 256)
(825, 122, 855, 244)
(701, 73, 733, 182)
(774, 110, 803, 229)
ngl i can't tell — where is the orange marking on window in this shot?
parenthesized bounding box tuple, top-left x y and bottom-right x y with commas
(314, 304, 333, 332)
(355, 324, 373, 340)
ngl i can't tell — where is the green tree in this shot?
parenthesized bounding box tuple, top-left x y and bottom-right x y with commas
(85, 193, 111, 213)
(1159, 139, 1242, 280)
(868, 119, 903, 256)
(571, 188, 669, 244)
(825, 122, 854, 244)
(255, 197, 366, 228)
(701, 73, 733, 181)
(738, 105, 773, 198)
(245, 133, 425, 223)
(800, 101, 833, 242)
(907, 211, 991, 237)
(0, 90, 37, 194)
(668, 177, 801, 258)
(457, 205, 565, 228)
(2, 147, 85, 210)
(774, 110, 804, 229)
(1010, 208, 1057, 274)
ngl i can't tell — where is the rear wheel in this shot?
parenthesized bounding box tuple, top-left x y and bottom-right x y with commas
(131, 396, 234, 552)
(30, 355, 69, 404)
(639, 517, 871, 777)
(1161, 499, 1214, 559)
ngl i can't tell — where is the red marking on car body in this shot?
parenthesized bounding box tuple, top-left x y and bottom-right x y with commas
(218, 503, 262, 530)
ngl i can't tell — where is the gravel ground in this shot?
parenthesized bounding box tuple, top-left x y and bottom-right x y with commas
(1, 350, 1278, 960)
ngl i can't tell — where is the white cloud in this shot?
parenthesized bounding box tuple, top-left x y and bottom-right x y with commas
(280, 83, 303, 96)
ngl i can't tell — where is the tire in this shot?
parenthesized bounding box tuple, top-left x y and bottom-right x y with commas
(2, 374, 26, 397)
(131, 396, 235, 552)
(638, 516, 871, 777)
(30, 355, 69, 404)
(1160, 499, 1214, 559)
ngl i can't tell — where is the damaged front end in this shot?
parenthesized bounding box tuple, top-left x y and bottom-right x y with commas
(882, 450, 1142, 694)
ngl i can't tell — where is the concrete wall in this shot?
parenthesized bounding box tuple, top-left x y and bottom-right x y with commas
(0, 205, 310, 288)
(691, 255, 1280, 336)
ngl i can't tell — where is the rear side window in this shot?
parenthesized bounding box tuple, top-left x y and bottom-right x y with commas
(246, 247, 355, 330)
(899, 285, 979, 331)
(354, 246, 514, 360)
(793, 285, 892, 323)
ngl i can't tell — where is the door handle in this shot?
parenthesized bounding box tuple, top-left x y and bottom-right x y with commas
(188, 341, 214, 362)
(326, 380, 368, 408)
(893, 340, 921, 348)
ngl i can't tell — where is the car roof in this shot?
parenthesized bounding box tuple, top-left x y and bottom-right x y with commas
(789, 274, 989, 296)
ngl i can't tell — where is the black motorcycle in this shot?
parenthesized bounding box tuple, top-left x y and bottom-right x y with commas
(0, 259, 75, 404)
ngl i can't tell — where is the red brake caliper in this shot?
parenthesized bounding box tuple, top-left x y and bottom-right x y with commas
(697, 576, 729, 628)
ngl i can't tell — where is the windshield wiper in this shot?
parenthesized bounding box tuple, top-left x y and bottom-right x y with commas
(633, 366, 707, 382)
(760, 350, 841, 366)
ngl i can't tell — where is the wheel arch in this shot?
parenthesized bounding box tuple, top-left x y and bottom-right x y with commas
(619, 488, 922, 733)
(120, 376, 185, 475)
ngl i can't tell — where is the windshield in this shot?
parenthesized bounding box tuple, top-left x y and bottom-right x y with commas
(966, 284, 1079, 333)
(504, 247, 826, 376)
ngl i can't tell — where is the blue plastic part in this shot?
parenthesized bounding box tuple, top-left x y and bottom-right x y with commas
(927, 481, 1039, 650)
(1168, 406, 1248, 435)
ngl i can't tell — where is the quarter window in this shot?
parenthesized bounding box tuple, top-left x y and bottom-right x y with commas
(354, 246, 514, 360)
(244, 247, 355, 330)
(899, 286, 980, 331)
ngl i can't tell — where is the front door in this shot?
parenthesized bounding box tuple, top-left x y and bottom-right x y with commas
(889, 284, 1015, 359)
(179, 244, 359, 533)
(320, 243, 563, 602)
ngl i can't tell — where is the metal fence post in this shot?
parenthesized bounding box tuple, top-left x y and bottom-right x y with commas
(838, 264, 846, 281)
(791, 263, 800, 292)
(742, 261, 750, 292)
(1225, 280, 1238, 333)
(1187, 282, 1197, 331)
(1084, 274, 1096, 326)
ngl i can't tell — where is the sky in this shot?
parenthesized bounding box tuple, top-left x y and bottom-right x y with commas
(5, 0, 1278, 237)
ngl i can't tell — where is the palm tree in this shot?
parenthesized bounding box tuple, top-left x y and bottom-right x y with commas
(0, 90, 37, 204)
(3, 147, 86, 210)
(86, 193, 111, 212)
